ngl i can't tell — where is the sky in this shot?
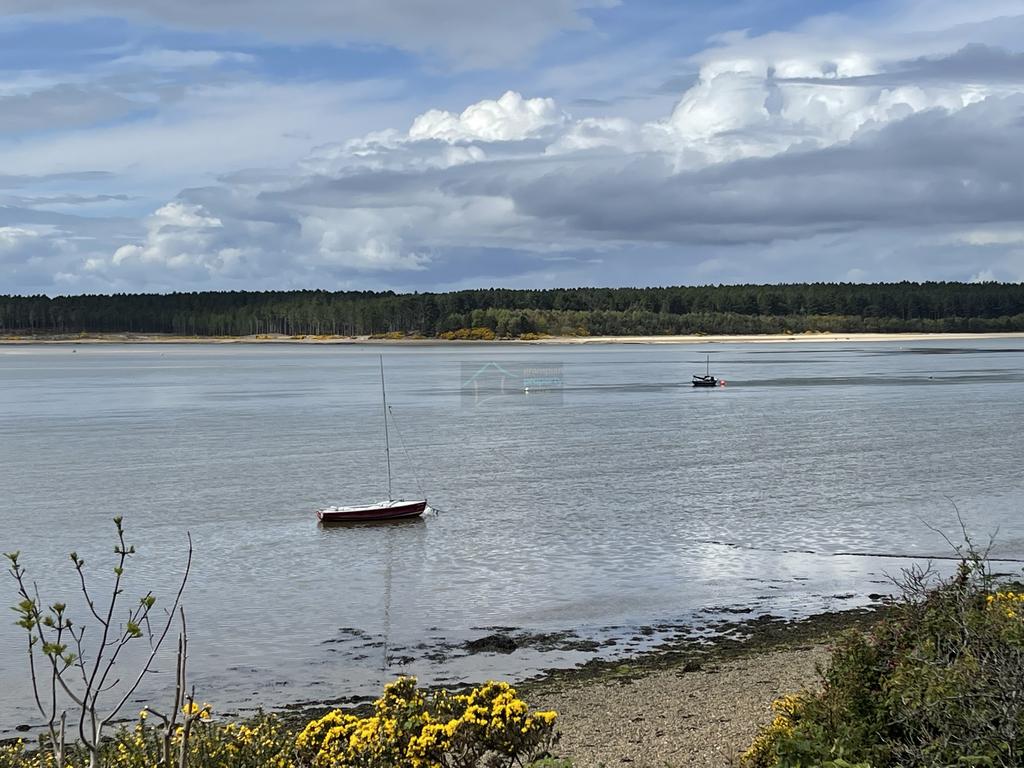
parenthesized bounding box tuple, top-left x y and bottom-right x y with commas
(2, 0, 1024, 295)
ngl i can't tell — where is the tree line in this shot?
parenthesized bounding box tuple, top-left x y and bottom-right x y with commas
(2, 282, 1024, 337)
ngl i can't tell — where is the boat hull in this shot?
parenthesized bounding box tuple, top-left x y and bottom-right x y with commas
(317, 499, 427, 523)
(692, 376, 720, 388)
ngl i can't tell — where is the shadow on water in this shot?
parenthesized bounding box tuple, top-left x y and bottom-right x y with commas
(316, 516, 427, 533)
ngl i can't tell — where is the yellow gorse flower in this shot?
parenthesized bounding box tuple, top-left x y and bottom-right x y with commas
(182, 701, 213, 720)
(739, 693, 807, 768)
(986, 590, 1024, 619)
(294, 676, 558, 768)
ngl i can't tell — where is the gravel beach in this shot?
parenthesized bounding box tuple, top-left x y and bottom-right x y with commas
(526, 609, 885, 768)
(536, 644, 828, 767)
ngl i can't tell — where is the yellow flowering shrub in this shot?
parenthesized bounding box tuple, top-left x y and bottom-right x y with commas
(3, 679, 556, 768)
(986, 590, 1024, 619)
(738, 694, 806, 768)
(187, 713, 295, 768)
(296, 677, 559, 768)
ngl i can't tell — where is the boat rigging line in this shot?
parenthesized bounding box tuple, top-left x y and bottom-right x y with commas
(385, 403, 428, 503)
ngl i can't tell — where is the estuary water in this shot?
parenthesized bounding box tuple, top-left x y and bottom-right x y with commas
(1, 340, 1024, 732)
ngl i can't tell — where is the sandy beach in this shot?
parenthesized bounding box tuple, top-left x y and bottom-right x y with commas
(3, 331, 1024, 345)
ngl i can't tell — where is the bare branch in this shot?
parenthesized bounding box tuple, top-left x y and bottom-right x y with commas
(103, 532, 192, 726)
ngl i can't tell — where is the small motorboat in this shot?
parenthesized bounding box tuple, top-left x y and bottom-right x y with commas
(317, 499, 427, 523)
(692, 354, 725, 388)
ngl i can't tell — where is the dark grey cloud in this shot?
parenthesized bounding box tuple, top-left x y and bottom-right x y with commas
(0, 84, 143, 136)
(499, 97, 1024, 244)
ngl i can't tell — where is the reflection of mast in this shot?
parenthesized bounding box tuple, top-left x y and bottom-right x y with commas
(382, 525, 394, 674)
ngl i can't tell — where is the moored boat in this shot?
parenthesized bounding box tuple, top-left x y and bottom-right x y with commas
(317, 499, 427, 523)
(316, 357, 427, 524)
(692, 354, 725, 388)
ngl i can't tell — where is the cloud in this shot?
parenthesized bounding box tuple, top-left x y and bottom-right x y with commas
(0, 78, 411, 183)
(86, 80, 1024, 291)
(409, 91, 566, 142)
(0, 171, 114, 190)
(777, 44, 1024, 87)
(955, 229, 1024, 246)
(0, 84, 142, 136)
(1, 0, 616, 68)
(106, 49, 256, 70)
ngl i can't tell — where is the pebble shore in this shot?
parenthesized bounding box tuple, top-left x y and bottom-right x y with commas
(538, 644, 827, 767)
(526, 607, 885, 768)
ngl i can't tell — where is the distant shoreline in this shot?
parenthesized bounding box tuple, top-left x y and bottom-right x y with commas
(3, 331, 1024, 346)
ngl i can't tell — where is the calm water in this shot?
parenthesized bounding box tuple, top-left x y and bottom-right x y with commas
(2, 340, 1024, 731)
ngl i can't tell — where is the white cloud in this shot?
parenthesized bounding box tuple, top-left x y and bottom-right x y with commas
(107, 49, 255, 70)
(409, 91, 566, 142)
(0, 226, 40, 247)
(111, 202, 227, 273)
(956, 229, 1024, 246)
(970, 268, 998, 282)
(310, 224, 430, 271)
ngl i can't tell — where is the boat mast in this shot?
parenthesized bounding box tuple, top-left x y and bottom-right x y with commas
(380, 355, 393, 501)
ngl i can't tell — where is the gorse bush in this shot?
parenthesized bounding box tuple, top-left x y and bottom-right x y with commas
(296, 677, 558, 768)
(2, 679, 558, 768)
(1, 710, 294, 768)
(741, 546, 1024, 768)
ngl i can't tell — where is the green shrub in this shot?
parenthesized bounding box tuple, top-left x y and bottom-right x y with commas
(741, 550, 1024, 768)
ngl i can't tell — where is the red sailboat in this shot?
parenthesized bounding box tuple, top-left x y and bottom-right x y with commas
(317, 357, 428, 524)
